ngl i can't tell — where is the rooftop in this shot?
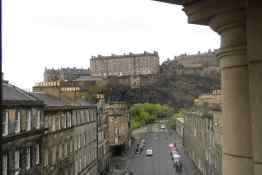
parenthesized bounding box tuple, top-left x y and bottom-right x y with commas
(32, 92, 96, 109)
(91, 51, 159, 60)
(3, 81, 43, 106)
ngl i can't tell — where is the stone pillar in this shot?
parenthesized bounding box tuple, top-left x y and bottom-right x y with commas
(209, 10, 253, 175)
(183, 1, 254, 175)
(247, 1, 262, 174)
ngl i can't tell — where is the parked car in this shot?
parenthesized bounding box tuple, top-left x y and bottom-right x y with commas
(146, 149, 153, 156)
(173, 153, 182, 172)
(160, 124, 165, 129)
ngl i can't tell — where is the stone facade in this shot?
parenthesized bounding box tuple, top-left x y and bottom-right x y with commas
(96, 94, 111, 175)
(44, 67, 89, 82)
(105, 102, 130, 155)
(155, 1, 262, 175)
(33, 81, 81, 100)
(176, 117, 184, 139)
(33, 92, 98, 175)
(90, 51, 159, 77)
(2, 81, 45, 175)
(183, 90, 222, 175)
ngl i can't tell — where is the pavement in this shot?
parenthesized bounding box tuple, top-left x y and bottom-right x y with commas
(109, 122, 201, 175)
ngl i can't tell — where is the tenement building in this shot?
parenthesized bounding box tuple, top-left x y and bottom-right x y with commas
(90, 51, 160, 77)
(154, 1, 262, 175)
(105, 102, 130, 156)
(33, 92, 98, 175)
(96, 94, 111, 175)
(183, 90, 222, 175)
(2, 80, 45, 175)
(44, 67, 89, 82)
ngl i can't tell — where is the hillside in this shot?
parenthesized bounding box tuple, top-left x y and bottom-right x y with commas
(104, 59, 220, 110)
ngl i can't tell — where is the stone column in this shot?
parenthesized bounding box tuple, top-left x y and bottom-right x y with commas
(183, 1, 253, 174)
(247, 1, 262, 174)
(209, 10, 253, 175)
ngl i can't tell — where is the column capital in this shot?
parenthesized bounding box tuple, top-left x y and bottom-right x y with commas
(183, 0, 246, 26)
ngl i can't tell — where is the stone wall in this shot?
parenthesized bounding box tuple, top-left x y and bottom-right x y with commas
(90, 51, 159, 77)
(44, 67, 89, 82)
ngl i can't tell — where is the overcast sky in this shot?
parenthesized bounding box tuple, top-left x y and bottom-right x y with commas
(3, 0, 220, 90)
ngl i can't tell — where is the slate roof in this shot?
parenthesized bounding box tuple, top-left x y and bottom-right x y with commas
(31, 92, 96, 110)
(32, 92, 67, 107)
(2, 81, 43, 106)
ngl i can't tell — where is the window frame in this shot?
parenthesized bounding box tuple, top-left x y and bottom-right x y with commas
(27, 110, 32, 131)
(15, 150, 20, 169)
(2, 153, 8, 175)
(2, 111, 9, 136)
(26, 147, 31, 170)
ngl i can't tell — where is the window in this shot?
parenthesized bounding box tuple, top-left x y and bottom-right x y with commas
(36, 111, 41, 129)
(84, 134, 86, 145)
(64, 113, 67, 128)
(44, 115, 48, 129)
(15, 111, 21, 133)
(3, 111, 8, 136)
(36, 144, 40, 165)
(26, 147, 31, 170)
(59, 144, 63, 159)
(78, 135, 81, 149)
(27, 111, 32, 131)
(77, 111, 80, 124)
(52, 116, 56, 131)
(70, 139, 73, 153)
(64, 143, 68, 157)
(79, 156, 82, 171)
(67, 112, 71, 127)
(86, 110, 89, 122)
(15, 150, 20, 169)
(58, 115, 61, 130)
(2, 153, 8, 175)
(72, 111, 76, 126)
(74, 138, 78, 151)
(44, 150, 48, 167)
(75, 160, 78, 175)
(52, 147, 56, 165)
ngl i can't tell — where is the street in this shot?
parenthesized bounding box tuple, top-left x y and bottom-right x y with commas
(110, 123, 201, 175)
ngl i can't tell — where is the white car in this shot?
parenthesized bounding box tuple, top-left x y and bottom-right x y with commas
(160, 124, 165, 129)
(146, 149, 153, 156)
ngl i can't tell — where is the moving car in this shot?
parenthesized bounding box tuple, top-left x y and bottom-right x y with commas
(146, 149, 153, 156)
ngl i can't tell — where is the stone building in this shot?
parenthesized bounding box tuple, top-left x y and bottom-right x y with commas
(176, 117, 184, 139)
(2, 80, 45, 175)
(96, 94, 111, 175)
(33, 81, 82, 101)
(174, 50, 219, 77)
(105, 102, 130, 156)
(183, 90, 222, 175)
(154, 1, 262, 175)
(44, 67, 89, 82)
(32, 92, 98, 175)
(90, 51, 160, 77)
